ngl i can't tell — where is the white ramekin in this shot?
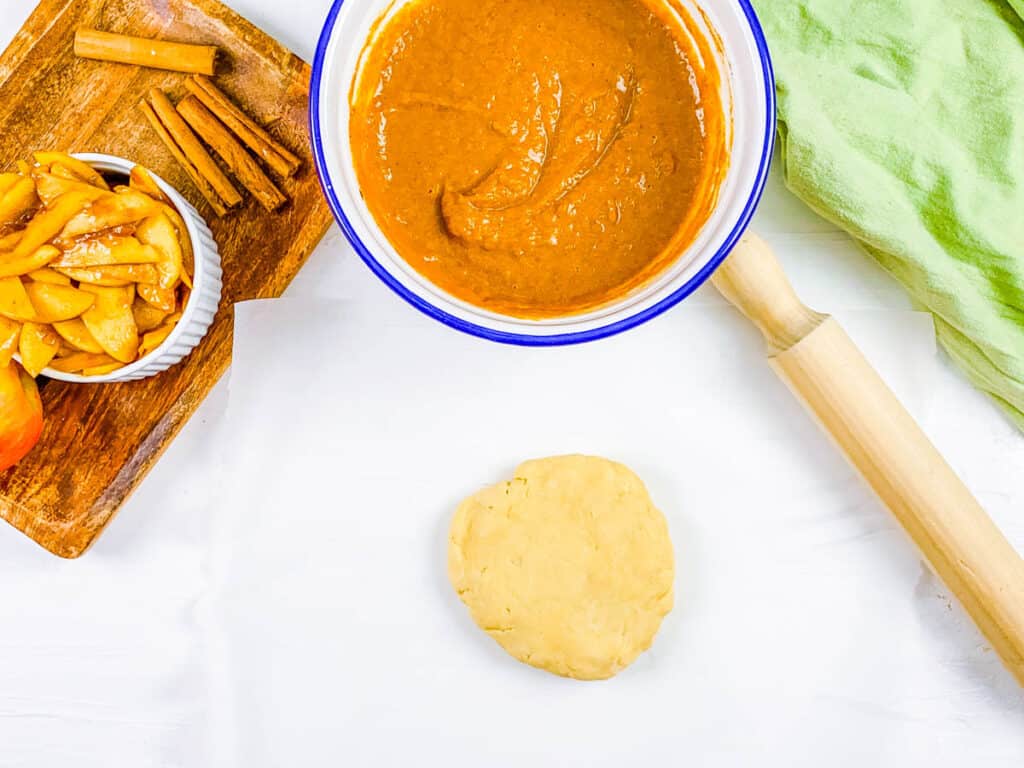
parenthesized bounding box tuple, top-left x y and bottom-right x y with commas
(310, 0, 775, 345)
(29, 153, 223, 383)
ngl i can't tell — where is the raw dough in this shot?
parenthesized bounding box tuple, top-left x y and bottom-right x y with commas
(447, 455, 674, 680)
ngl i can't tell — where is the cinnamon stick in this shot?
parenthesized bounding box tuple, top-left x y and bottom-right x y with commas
(75, 29, 217, 75)
(138, 100, 227, 217)
(146, 89, 243, 211)
(176, 95, 287, 212)
(185, 76, 301, 178)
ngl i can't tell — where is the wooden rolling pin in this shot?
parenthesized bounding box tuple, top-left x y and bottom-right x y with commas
(712, 232, 1024, 685)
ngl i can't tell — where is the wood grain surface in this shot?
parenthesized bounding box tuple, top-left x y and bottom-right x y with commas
(0, 0, 333, 557)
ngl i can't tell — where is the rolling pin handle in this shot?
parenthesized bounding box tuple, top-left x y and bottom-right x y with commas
(712, 232, 827, 354)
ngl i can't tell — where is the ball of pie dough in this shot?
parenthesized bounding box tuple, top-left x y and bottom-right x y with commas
(447, 455, 674, 680)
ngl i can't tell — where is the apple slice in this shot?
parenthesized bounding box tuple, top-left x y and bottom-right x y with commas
(128, 166, 172, 204)
(24, 282, 95, 323)
(0, 177, 37, 227)
(82, 362, 124, 376)
(0, 276, 35, 321)
(57, 188, 161, 242)
(163, 204, 193, 289)
(0, 244, 61, 280)
(0, 173, 20, 198)
(80, 284, 139, 363)
(50, 164, 84, 182)
(27, 268, 72, 285)
(56, 273, 129, 288)
(33, 152, 110, 189)
(18, 321, 60, 377)
(52, 318, 105, 354)
(47, 351, 118, 373)
(0, 245, 63, 280)
(138, 312, 182, 358)
(51, 235, 160, 268)
(0, 316, 20, 367)
(31, 171, 100, 207)
(55, 263, 160, 286)
(0, 231, 21, 251)
(4, 189, 101, 261)
(135, 212, 182, 289)
(0, 360, 43, 471)
(132, 296, 169, 332)
(137, 283, 176, 312)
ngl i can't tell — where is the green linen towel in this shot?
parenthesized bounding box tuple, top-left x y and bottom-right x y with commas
(753, 0, 1024, 429)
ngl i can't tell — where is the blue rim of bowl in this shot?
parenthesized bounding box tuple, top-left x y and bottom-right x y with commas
(310, 0, 776, 346)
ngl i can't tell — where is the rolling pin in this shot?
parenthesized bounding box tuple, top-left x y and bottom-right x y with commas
(712, 232, 1024, 686)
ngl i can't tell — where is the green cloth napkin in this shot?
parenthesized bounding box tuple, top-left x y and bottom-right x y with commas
(753, 0, 1024, 429)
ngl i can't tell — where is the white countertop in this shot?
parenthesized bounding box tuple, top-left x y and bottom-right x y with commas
(0, 1, 1022, 766)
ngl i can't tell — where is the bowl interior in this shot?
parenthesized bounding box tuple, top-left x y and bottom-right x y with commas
(312, 0, 774, 344)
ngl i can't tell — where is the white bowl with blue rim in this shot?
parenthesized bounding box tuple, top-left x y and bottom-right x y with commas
(310, 0, 775, 346)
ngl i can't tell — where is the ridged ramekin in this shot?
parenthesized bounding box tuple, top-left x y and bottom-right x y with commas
(35, 153, 223, 383)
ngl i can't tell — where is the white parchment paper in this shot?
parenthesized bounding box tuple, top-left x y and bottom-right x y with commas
(210, 296, 1024, 767)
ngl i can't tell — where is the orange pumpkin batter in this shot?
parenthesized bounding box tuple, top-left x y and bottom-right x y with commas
(350, 0, 728, 318)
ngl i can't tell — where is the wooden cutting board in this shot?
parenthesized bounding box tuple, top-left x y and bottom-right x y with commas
(0, 0, 333, 557)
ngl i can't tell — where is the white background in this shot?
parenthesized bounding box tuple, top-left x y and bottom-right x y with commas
(0, 1, 1022, 766)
